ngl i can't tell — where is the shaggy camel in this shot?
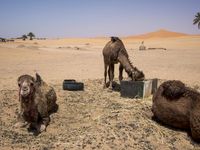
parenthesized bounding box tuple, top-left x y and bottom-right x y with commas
(16, 73, 58, 134)
(102, 37, 145, 88)
(152, 80, 200, 141)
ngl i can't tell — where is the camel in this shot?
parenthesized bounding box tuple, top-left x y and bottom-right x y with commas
(152, 80, 200, 141)
(16, 73, 58, 134)
(102, 37, 145, 88)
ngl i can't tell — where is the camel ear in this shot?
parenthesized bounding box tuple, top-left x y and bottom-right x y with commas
(35, 73, 42, 85)
(17, 76, 21, 82)
(17, 76, 22, 87)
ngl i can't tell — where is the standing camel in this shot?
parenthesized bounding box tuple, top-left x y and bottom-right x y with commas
(102, 37, 144, 88)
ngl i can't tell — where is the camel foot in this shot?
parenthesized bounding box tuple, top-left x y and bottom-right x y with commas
(40, 124, 46, 132)
(14, 121, 28, 128)
(28, 123, 46, 135)
(103, 82, 110, 89)
(108, 85, 114, 91)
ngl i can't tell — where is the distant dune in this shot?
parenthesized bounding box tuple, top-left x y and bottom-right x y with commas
(126, 29, 190, 39)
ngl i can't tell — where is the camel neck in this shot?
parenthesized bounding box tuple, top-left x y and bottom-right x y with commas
(117, 52, 133, 73)
(20, 91, 36, 106)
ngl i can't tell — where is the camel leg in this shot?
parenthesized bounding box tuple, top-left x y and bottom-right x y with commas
(109, 64, 114, 89)
(119, 63, 123, 81)
(108, 65, 111, 88)
(108, 66, 111, 82)
(104, 63, 108, 88)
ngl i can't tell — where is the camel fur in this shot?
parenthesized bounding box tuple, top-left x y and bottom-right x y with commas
(102, 37, 145, 88)
(152, 80, 200, 141)
(16, 73, 58, 134)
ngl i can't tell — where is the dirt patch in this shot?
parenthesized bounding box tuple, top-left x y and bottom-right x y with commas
(0, 79, 199, 149)
(57, 46, 83, 51)
(27, 46, 39, 50)
(17, 44, 26, 48)
(16, 45, 39, 50)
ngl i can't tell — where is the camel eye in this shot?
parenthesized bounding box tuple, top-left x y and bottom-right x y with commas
(30, 82, 34, 86)
(18, 83, 21, 87)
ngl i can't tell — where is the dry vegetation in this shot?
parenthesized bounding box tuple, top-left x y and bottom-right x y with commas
(0, 33, 200, 149)
(1, 79, 200, 150)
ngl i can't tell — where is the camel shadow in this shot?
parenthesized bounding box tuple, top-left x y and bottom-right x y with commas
(151, 115, 200, 143)
(151, 115, 188, 132)
(27, 126, 40, 136)
(112, 81, 121, 92)
(105, 81, 121, 92)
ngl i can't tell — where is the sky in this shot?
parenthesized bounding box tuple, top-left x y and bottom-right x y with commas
(0, 0, 199, 38)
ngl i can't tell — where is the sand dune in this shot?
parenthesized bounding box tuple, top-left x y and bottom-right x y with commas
(126, 29, 190, 39)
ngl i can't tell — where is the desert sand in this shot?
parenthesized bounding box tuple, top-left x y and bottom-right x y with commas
(0, 30, 200, 149)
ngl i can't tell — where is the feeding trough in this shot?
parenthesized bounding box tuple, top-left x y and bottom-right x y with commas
(63, 79, 84, 91)
(120, 79, 158, 98)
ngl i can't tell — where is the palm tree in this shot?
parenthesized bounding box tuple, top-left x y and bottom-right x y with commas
(193, 12, 200, 29)
(22, 34, 27, 41)
(27, 32, 35, 40)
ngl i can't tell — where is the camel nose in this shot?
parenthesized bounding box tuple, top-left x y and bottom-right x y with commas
(22, 86, 28, 91)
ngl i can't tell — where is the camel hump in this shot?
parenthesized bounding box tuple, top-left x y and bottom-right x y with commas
(161, 80, 186, 100)
(111, 36, 120, 42)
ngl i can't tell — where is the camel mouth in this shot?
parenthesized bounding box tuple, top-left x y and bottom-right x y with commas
(131, 74, 145, 81)
(136, 78, 144, 81)
(20, 90, 30, 98)
(137, 76, 145, 81)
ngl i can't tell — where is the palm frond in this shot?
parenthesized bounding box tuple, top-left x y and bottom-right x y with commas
(193, 18, 200, 25)
(193, 12, 200, 29)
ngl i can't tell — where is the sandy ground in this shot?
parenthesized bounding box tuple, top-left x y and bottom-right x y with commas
(0, 35, 200, 149)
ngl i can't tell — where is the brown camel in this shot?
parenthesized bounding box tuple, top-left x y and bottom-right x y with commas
(152, 80, 200, 141)
(16, 73, 58, 134)
(102, 37, 145, 88)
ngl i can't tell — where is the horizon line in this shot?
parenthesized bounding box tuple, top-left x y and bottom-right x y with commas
(1, 28, 200, 39)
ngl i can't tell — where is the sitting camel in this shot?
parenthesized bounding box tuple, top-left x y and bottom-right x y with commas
(102, 37, 145, 88)
(152, 80, 200, 141)
(16, 73, 58, 134)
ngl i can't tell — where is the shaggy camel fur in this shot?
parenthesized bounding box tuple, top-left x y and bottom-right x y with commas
(152, 80, 200, 141)
(16, 73, 58, 134)
(102, 37, 145, 88)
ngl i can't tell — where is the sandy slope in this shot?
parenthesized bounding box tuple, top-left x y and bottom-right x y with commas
(126, 29, 189, 39)
(0, 35, 200, 149)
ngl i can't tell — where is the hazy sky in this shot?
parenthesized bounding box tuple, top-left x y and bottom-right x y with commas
(0, 0, 199, 38)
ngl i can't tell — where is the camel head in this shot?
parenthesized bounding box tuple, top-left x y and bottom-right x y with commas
(18, 74, 35, 99)
(129, 67, 145, 81)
